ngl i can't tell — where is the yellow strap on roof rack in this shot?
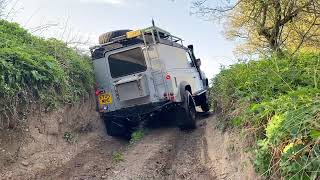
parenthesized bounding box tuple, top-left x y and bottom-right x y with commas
(126, 30, 141, 39)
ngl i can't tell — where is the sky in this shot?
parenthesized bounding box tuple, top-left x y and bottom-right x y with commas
(8, 0, 237, 78)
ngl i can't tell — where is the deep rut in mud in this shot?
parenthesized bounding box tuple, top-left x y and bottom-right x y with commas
(36, 113, 215, 180)
(161, 120, 216, 180)
(35, 137, 127, 180)
(109, 114, 216, 180)
(5, 112, 258, 180)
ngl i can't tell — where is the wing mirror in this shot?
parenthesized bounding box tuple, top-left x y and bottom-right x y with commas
(196, 58, 201, 67)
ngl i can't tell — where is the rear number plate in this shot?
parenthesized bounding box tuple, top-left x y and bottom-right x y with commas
(99, 93, 112, 104)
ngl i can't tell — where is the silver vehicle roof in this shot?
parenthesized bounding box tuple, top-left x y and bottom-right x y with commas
(90, 26, 188, 60)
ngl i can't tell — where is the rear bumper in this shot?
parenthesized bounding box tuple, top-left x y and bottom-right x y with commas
(101, 101, 179, 136)
(102, 101, 175, 120)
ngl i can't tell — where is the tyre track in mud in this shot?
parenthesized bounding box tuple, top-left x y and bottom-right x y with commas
(36, 112, 215, 180)
(161, 118, 216, 180)
(36, 112, 257, 180)
(107, 112, 216, 180)
(35, 136, 128, 180)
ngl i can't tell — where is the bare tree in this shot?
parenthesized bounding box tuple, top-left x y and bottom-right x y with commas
(192, 0, 320, 55)
(0, 0, 8, 18)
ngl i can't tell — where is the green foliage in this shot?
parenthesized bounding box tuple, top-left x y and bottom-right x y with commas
(231, 117, 242, 127)
(130, 129, 144, 144)
(63, 131, 77, 144)
(0, 20, 94, 127)
(254, 139, 272, 176)
(253, 90, 320, 178)
(310, 129, 320, 140)
(211, 53, 320, 179)
(112, 151, 124, 162)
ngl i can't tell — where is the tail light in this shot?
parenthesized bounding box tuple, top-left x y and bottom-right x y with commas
(95, 89, 102, 96)
(165, 74, 171, 80)
(163, 92, 175, 101)
(170, 93, 176, 101)
(95, 82, 102, 96)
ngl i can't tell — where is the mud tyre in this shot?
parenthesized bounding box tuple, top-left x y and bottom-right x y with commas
(201, 103, 210, 113)
(178, 91, 196, 130)
(200, 91, 210, 112)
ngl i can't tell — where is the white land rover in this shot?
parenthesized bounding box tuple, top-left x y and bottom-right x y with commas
(90, 25, 210, 137)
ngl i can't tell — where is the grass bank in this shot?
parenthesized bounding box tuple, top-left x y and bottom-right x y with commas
(0, 20, 94, 128)
(210, 53, 320, 179)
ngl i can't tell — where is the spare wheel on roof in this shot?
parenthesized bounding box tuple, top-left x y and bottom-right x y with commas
(98, 30, 132, 44)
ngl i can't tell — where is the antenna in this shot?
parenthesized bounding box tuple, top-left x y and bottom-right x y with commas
(152, 18, 155, 27)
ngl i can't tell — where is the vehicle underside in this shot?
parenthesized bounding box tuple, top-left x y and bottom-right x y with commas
(102, 101, 182, 137)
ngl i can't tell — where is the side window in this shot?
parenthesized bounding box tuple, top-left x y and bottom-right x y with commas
(186, 52, 194, 67)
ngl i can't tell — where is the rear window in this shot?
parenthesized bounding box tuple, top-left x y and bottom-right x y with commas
(108, 47, 147, 78)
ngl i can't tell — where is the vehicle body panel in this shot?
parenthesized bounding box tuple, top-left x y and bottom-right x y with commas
(91, 26, 208, 119)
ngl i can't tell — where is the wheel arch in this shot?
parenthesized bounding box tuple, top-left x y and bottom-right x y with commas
(179, 81, 192, 102)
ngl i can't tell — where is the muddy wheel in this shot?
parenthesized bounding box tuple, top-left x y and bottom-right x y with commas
(178, 91, 196, 130)
(201, 104, 210, 112)
(201, 102, 210, 112)
(200, 91, 210, 112)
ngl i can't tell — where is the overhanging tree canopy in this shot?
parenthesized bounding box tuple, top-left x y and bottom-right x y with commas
(192, 0, 320, 56)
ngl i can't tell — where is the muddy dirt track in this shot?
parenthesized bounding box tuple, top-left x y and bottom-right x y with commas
(2, 112, 258, 180)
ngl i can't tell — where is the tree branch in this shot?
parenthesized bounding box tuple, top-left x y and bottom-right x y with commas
(292, 16, 318, 55)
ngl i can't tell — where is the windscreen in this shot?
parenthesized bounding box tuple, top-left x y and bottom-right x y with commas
(108, 47, 147, 78)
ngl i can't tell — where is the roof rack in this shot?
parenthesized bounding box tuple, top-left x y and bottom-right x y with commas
(90, 26, 184, 51)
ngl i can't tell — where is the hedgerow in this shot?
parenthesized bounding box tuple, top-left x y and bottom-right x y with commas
(0, 20, 94, 128)
(210, 53, 320, 179)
